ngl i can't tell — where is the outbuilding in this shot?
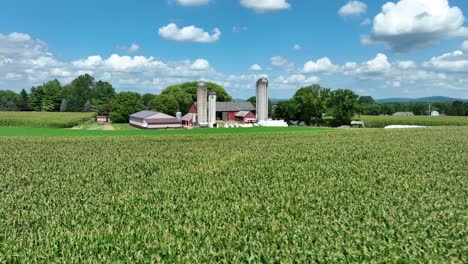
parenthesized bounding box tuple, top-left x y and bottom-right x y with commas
(129, 110, 182, 129)
(393, 112, 415, 116)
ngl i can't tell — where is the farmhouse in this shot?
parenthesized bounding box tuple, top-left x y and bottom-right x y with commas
(129, 110, 182, 129)
(188, 102, 256, 123)
(393, 112, 415, 116)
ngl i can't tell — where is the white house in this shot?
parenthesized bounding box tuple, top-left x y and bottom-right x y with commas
(129, 110, 182, 129)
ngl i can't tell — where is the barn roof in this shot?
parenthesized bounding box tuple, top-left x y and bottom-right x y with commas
(235, 111, 251, 117)
(182, 113, 196, 121)
(193, 102, 255, 112)
(145, 118, 180, 124)
(130, 110, 159, 119)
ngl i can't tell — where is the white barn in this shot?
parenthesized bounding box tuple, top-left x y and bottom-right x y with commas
(129, 110, 182, 129)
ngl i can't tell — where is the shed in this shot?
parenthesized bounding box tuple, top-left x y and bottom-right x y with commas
(129, 110, 182, 129)
(431, 111, 440, 116)
(393, 112, 415, 116)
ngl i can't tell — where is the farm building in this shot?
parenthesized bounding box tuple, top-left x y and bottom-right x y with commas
(129, 110, 182, 129)
(188, 102, 256, 123)
(393, 112, 415, 116)
(181, 113, 197, 127)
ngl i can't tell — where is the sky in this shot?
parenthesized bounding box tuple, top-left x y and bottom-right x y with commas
(1, 0, 468, 99)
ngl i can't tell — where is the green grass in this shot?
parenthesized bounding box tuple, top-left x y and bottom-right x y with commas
(356, 115, 468, 127)
(0, 127, 466, 262)
(0, 125, 327, 137)
(0, 111, 96, 128)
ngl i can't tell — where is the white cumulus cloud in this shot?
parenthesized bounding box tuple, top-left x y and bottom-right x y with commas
(240, 0, 290, 12)
(364, 0, 468, 52)
(339, 1, 367, 17)
(158, 23, 221, 43)
(303, 57, 337, 73)
(250, 64, 262, 71)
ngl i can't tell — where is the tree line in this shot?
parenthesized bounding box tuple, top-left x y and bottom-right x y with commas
(0, 74, 233, 123)
(272, 85, 360, 126)
(357, 96, 468, 116)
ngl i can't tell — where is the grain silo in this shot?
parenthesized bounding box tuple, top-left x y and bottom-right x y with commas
(197, 82, 208, 126)
(256, 78, 269, 122)
(208, 91, 217, 127)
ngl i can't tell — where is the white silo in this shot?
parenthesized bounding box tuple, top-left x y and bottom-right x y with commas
(256, 78, 269, 122)
(197, 82, 208, 126)
(208, 91, 217, 128)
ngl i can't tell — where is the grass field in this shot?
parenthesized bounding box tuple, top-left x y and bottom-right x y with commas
(0, 111, 96, 128)
(0, 127, 466, 262)
(356, 115, 468, 127)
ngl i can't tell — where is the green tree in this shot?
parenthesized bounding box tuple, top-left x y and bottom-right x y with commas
(109, 92, 144, 123)
(162, 82, 232, 113)
(60, 99, 67, 112)
(142, 93, 156, 110)
(0, 90, 18, 111)
(152, 94, 179, 116)
(291, 85, 331, 125)
(330, 89, 359, 126)
(64, 74, 95, 112)
(358, 96, 375, 105)
(16, 89, 29, 111)
(84, 100, 93, 112)
(91, 81, 116, 108)
(42, 80, 62, 111)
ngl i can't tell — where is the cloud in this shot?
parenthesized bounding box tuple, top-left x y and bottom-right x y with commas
(190, 59, 210, 70)
(240, 0, 290, 12)
(338, 1, 367, 17)
(364, 0, 468, 52)
(423, 50, 468, 72)
(303, 57, 337, 73)
(250, 64, 262, 71)
(116, 43, 140, 54)
(158, 23, 221, 43)
(461, 40, 468, 51)
(360, 18, 371, 26)
(175, 0, 209, 6)
(293, 44, 302, 51)
(270, 56, 295, 71)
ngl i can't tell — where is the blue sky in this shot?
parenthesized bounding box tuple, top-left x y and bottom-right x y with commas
(1, 0, 468, 99)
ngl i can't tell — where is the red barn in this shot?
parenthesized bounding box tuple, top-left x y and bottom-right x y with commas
(188, 102, 256, 123)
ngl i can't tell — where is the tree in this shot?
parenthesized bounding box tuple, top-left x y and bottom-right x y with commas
(448, 101, 466, 116)
(358, 96, 375, 105)
(63, 74, 95, 112)
(16, 89, 29, 111)
(152, 94, 179, 116)
(330, 89, 359, 126)
(29, 80, 62, 112)
(91, 81, 116, 108)
(142, 93, 156, 110)
(162, 82, 232, 113)
(291, 85, 331, 125)
(97, 103, 112, 116)
(60, 99, 67, 112)
(109, 92, 144, 123)
(84, 100, 93, 112)
(0, 90, 18, 111)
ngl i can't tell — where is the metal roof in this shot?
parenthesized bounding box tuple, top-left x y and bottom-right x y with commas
(130, 110, 159, 119)
(182, 113, 196, 121)
(235, 111, 251, 117)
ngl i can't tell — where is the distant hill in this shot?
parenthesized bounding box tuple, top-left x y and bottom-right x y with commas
(376, 96, 467, 103)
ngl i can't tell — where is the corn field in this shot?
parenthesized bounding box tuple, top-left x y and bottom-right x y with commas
(0, 127, 466, 262)
(356, 115, 468, 127)
(0, 112, 96, 128)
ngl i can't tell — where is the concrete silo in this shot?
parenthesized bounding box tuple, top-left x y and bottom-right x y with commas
(256, 78, 269, 122)
(197, 82, 208, 126)
(208, 91, 217, 128)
